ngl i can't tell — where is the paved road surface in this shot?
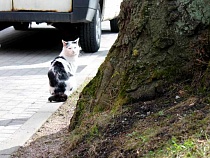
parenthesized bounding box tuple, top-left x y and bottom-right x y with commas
(0, 22, 118, 157)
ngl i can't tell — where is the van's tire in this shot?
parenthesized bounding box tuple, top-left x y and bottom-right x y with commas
(110, 18, 119, 33)
(79, 4, 101, 53)
(13, 22, 29, 30)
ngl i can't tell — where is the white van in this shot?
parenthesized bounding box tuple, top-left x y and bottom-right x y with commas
(0, 0, 122, 52)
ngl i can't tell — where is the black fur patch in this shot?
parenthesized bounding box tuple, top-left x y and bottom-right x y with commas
(51, 56, 66, 64)
(48, 94, 68, 102)
(54, 82, 66, 94)
(48, 70, 57, 87)
(53, 61, 69, 80)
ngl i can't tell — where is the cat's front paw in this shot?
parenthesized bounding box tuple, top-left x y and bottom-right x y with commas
(48, 96, 54, 102)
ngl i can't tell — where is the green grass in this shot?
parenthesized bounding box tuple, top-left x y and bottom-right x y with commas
(150, 135, 210, 158)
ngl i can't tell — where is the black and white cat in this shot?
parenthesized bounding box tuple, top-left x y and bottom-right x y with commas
(48, 39, 79, 102)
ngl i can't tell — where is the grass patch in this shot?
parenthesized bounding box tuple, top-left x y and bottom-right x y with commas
(155, 136, 210, 158)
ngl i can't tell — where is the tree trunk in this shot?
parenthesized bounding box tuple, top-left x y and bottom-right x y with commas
(67, 0, 210, 157)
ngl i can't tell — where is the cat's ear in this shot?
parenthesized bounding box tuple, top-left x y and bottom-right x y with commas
(74, 38, 79, 45)
(62, 40, 67, 47)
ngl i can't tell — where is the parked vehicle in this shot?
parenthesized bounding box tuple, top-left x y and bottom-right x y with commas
(0, 0, 122, 52)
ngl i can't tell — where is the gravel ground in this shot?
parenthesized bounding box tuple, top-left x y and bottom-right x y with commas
(11, 78, 91, 158)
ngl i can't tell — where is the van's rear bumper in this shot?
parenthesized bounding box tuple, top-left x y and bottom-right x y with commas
(0, 0, 99, 23)
(0, 8, 95, 23)
(0, 12, 73, 23)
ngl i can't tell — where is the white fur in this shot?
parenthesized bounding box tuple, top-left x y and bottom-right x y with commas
(59, 39, 80, 75)
(48, 38, 80, 97)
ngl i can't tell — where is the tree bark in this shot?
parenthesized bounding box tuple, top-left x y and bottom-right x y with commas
(64, 0, 210, 157)
(69, 0, 210, 130)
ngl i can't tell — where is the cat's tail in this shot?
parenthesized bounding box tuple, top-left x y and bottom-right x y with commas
(48, 93, 67, 102)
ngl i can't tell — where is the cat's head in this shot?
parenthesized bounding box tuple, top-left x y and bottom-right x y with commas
(61, 39, 80, 58)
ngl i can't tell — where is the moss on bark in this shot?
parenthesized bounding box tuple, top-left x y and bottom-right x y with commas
(68, 2, 210, 155)
(70, 0, 210, 131)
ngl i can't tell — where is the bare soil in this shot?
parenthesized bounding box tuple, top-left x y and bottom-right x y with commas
(11, 80, 88, 158)
(11, 80, 210, 158)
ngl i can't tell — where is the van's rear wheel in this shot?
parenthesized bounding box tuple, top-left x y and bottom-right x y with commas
(13, 22, 29, 30)
(79, 4, 101, 53)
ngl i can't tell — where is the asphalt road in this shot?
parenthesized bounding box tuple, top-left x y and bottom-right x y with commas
(0, 21, 118, 157)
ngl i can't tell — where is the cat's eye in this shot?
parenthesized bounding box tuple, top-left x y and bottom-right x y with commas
(65, 42, 68, 46)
